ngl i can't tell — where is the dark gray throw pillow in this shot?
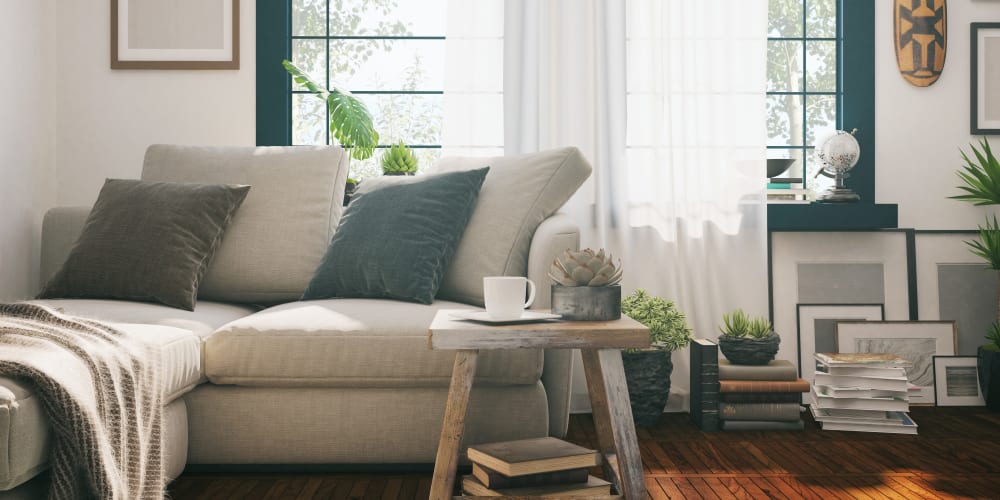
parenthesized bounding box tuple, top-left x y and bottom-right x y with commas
(302, 167, 489, 304)
(38, 179, 250, 310)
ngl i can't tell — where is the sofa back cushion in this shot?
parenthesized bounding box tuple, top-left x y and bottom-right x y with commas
(431, 147, 592, 306)
(141, 145, 349, 304)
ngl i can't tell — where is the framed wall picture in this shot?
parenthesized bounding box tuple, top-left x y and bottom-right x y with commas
(796, 304, 884, 385)
(971, 22, 1000, 134)
(836, 321, 957, 405)
(770, 231, 910, 370)
(933, 356, 986, 406)
(111, 0, 240, 69)
(914, 231, 996, 355)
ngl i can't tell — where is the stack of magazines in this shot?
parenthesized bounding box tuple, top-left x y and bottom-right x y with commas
(809, 353, 918, 434)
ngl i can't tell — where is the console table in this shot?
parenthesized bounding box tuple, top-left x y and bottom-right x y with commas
(427, 310, 651, 499)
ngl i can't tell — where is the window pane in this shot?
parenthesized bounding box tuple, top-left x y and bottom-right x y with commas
(806, 41, 836, 92)
(805, 95, 837, 146)
(329, 0, 445, 36)
(359, 94, 444, 146)
(768, 0, 803, 38)
(292, 39, 327, 91)
(767, 41, 803, 92)
(292, 94, 327, 145)
(330, 40, 445, 91)
(767, 94, 804, 147)
(806, 0, 837, 38)
(293, 0, 326, 37)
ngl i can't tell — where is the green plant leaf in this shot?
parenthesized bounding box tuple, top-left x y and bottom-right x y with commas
(282, 59, 379, 161)
(621, 289, 693, 352)
(986, 322, 1000, 351)
(965, 215, 1000, 270)
(951, 139, 1000, 205)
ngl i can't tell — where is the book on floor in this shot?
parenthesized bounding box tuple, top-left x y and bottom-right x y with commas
(811, 387, 909, 412)
(461, 474, 612, 497)
(809, 406, 908, 425)
(719, 402, 802, 421)
(720, 392, 802, 404)
(816, 364, 908, 378)
(814, 353, 912, 368)
(813, 372, 909, 392)
(690, 338, 720, 432)
(719, 378, 810, 393)
(471, 463, 589, 489)
(813, 410, 918, 435)
(718, 359, 797, 381)
(465, 437, 599, 477)
(814, 385, 909, 399)
(720, 420, 805, 431)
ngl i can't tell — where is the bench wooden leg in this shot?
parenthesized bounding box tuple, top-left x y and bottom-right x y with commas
(430, 349, 479, 500)
(582, 348, 645, 500)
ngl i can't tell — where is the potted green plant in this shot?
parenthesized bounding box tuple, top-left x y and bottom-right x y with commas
(950, 138, 1000, 411)
(548, 248, 622, 321)
(620, 289, 694, 426)
(344, 178, 360, 206)
(381, 142, 419, 175)
(717, 309, 779, 365)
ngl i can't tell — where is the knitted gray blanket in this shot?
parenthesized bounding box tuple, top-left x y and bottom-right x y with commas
(0, 303, 163, 499)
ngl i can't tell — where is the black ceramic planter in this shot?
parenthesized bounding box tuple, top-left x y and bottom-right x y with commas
(551, 285, 621, 321)
(718, 333, 780, 365)
(978, 346, 1000, 412)
(622, 349, 673, 426)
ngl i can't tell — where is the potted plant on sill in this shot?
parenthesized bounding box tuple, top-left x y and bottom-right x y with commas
(381, 141, 419, 176)
(717, 309, 779, 365)
(619, 289, 694, 426)
(950, 138, 1000, 411)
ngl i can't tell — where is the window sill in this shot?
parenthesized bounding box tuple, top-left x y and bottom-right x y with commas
(767, 203, 898, 231)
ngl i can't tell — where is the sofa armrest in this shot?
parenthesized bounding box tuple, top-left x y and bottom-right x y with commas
(527, 213, 579, 438)
(39, 207, 90, 287)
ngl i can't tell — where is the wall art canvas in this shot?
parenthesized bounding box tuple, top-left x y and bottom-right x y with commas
(112, 0, 240, 69)
(933, 356, 986, 406)
(972, 22, 1000, 133)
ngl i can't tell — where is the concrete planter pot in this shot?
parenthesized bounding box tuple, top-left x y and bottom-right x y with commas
(551, 285, 621, 321)
(718, 332, 780, 365)
(622, 349, 673, 427)
(978, 346, 1000, 412)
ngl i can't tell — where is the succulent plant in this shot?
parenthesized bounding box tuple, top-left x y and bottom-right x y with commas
(621, 289, 693, 352)
(381, 142, 418, 175)
(548, 248, 622, 287)
(719, 309, 773, 339)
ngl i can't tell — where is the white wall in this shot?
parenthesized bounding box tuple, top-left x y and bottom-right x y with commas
(54, 0, 257, 208)
(0, 0, 58, 300)
(876, 1, 1000, 229)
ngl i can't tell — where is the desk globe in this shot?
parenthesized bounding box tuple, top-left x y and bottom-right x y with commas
(815, 129, 861, 202)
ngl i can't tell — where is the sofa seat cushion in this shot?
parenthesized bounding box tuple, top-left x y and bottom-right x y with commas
(28, 299, 257, 340)
(205, 299, 543, 387)
(0, 323, 197, 491)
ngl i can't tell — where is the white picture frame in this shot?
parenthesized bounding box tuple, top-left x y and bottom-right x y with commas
(112, 0, 240, 69)
(972, 22, 1000, 134)
(933, 356, 986, 407)
(836, 321, 957, 405)
(796, 304, 884, 386)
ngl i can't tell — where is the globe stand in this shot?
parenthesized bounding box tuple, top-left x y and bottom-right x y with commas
(816, 170, 860, 203)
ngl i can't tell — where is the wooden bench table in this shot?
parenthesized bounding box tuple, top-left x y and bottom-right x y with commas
(427, 310, 650, 499)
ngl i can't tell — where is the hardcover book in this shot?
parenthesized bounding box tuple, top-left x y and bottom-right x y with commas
(718, 402, 802, 421)
(471, 463, 589, 489)
(816, 365, 908, 378)
(465, 437, 599, 477)
(813, 373, 909, 392)
(814, 353, 912, 368)
(719, 378, 810, 393)
(721, 392, 802, 404)
(720, 420, 805, 431)
(718, 359, 797, 381)
(689, 338, 720, 432)
(461, 474, 612, 497)
(810, 387, 909, 412)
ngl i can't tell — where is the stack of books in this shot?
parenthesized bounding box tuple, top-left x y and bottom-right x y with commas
(767, 177, 810, 204)
(718, 359, 810, 431)
(461, 437, 611, 497)
(809, 353, 918, 435)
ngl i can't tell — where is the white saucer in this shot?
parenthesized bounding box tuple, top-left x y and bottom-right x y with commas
(450, 310, 562, 324)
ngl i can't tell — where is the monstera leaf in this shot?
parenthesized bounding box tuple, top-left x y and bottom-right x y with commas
(283, 59, 379, 161)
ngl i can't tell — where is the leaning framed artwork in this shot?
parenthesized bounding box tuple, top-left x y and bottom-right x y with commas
(111, 0, 240, 69)
(796, 304, 884, 385)
(836, 321, 957, 405)
(971, 22, 1000, 134)
(933, 356, 986, 407)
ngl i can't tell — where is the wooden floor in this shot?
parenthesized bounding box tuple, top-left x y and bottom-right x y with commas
(169, 406, 1000, 499)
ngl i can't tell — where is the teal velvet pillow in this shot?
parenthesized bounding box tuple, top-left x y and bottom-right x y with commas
(302, 167, 489, 304)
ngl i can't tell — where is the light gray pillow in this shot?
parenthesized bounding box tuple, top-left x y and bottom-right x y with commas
(141, 145, 349, 304)
(430, 147, 592, 306)
(38, 179, 250, 311)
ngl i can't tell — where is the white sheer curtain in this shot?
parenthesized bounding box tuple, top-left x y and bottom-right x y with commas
(502, 0, 769, 405)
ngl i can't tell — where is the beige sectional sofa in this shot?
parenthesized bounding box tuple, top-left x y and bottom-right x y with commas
(0, 145, 588, 497)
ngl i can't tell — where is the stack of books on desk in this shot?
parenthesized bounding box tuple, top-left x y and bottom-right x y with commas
(809, 353, 917, 435)
(767, 177, 810, 204)
(718, 359, 810, 431)
(461, 437, 610, 497)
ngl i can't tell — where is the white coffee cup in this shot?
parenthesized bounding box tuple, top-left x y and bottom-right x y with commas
(483, 276, 536, 320)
